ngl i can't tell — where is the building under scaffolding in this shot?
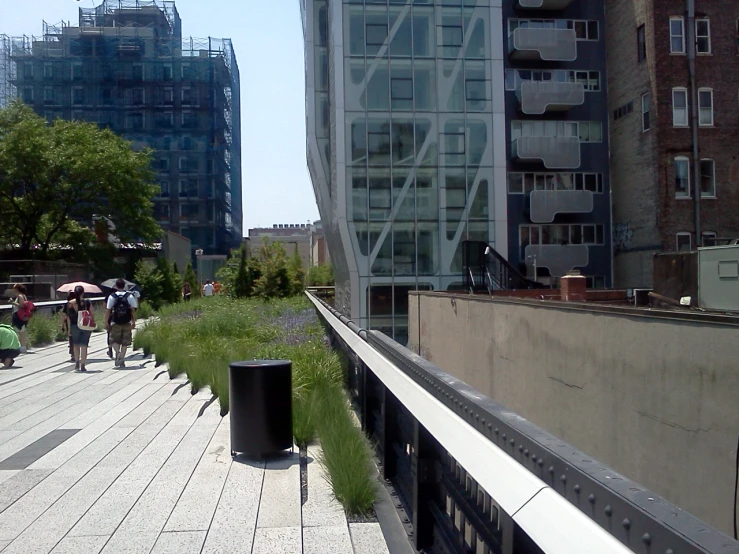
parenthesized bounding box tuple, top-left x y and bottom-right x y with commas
(0, 0, 242, 257)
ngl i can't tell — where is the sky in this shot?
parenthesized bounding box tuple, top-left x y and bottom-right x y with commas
(0, 0, 320, 234)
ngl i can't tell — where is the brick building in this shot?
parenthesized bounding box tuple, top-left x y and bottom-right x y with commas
(607, 0, 739, 288)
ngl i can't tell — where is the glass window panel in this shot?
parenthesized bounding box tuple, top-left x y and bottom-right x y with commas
(464, 12, 486, 59)
(416, 168, 438, 220)
(393, 226, 416, 275)
(389, 10, 413, 57)
(366, 24, 389, 46)
(700, 159, 715, 197)
(346, 6, 365, 56)
(392, 119, 415, 166)
(414, 61, 436, 111)
(466, 119, 487, 166)
(469, 177, 489, 220)
(417, 224, 439, 275)
(371, 236, 393, 275)
(441, 59, 465, 112)
(415, 119, 437, 167)
(368, 119, 391, 166)
(674, 156, 690, 197)
(393, 167, 414, 221)
(351, 167, 368, 222)
(366, 59, 389, 111)
(412, 8, 434, 57)
(508, 173, 523, 194)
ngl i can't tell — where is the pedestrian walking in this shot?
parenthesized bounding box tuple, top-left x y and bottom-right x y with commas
(105, 278, 137, 368)
(202, 280, 214, 297)
(60, 291, 75, 362)
(67, 285, 93, 372)
(10, 284, 30, 353)
(0, 324, 21, 369)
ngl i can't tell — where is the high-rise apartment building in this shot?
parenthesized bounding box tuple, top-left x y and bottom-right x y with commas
(301, 0, 611, 343)
(0, 0, 242, 257)
(607, 0, 739, 288)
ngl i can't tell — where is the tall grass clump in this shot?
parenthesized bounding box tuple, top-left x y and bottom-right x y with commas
(133, 295, 379, 516)
(26, 312, 60, 346)
(136, 300, 156, 320)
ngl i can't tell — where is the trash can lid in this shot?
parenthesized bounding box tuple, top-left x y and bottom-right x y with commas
(229, 360, 292, 370)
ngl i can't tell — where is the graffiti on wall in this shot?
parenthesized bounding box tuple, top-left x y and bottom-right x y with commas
(613, 222, 634, 253)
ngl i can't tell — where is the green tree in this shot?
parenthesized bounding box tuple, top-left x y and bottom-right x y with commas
(156, 257, 181, 305)
(253, 238, 291, 300)
(233, 246, 253, 299)
(0, 101, 160, 257)
(287, 245, 306, 296)
(134, 260, 164, 310)
(306, 263, 334, 287)
(183, 262, 199, 298)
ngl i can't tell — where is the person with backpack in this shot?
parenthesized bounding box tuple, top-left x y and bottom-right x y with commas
(0, 324, 21, 368)
(10, 284, 33, 353)
(105, 278, 137, 368)
(67, 285, 94, 372)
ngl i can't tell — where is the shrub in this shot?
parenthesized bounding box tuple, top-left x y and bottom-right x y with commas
(26, 312, 61, 347)
(136, 300, 156, 320)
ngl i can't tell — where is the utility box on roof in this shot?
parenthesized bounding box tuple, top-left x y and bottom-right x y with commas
(698, 245, 739, 312)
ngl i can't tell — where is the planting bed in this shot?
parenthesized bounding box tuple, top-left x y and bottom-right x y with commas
(133, 296, 377, 516)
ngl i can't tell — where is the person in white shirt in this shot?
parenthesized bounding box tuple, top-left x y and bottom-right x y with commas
(202, 281, 215, 297)
(104, 279, 138, 368)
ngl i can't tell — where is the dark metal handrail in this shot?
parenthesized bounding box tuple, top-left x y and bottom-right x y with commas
(463, 240, 546, 293)
(307, 290, 739, 554)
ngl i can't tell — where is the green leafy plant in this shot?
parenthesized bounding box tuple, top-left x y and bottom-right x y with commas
(306, 263, 334, 287)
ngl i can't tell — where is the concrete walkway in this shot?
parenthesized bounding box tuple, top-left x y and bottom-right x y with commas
(0, 332, 390, 554)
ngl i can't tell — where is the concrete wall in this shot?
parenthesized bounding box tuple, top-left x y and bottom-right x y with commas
(408, 291, 739, 534)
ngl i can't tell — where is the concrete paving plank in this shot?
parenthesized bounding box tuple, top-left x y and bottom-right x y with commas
(150, 531, 206, 554)
(99, 532, 159, 554)
(68, 393, 205, 538)
(252, 526, 302, 554)
(50, 535, 108, 554)
(303, 525, 354, 554)
(201, 442, 264, 554)
(0, 429, 80, 470)
(255, 453, 301, 529)
(0, 471, 19, 486)
(349, 523, 391, 554)
(0, 388, 191, 552)
(303, 446, 348, 528)
(0, 469, 54, 514)
(163, 417, 230, 532)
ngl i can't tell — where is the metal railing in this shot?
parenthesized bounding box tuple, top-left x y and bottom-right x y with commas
(463, 240, 546, 293)
(307, 290, 739, 554)
(0, 297, 107, 316)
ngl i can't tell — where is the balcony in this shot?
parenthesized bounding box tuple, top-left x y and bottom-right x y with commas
(516, 0, 574, 9)
(508, 28, 577, 62)
(525, 244, 589, 277)
(518, 81, 585, 115)
(529, 190, 593, 223)
(511, 136, 581, 169)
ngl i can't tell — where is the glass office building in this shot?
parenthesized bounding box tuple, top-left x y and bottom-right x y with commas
(302, 0, 507, 344)
(301, 0, 611, 343)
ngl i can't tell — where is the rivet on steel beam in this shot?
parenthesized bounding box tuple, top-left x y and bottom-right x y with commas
(622, 518, 631, 530)
(524, 449, 529, 457)
(604, 505, 612, 517)
(548, 466, 555, 475)
(487, 423, 493, 430)
(665, 550, 674, 554)
(501, 433, 507, 441)
(510, 439, 515, 446)
(560, 475, 567, 484)
(641, 533, 651, 545)
(588, 494, 596, 504)
(537, 459, 544, 467)
(531, 455, 537, 462)
(494, 427, 499, 434)
(573, 484, 580, 494)
(518, 445, 523, 453)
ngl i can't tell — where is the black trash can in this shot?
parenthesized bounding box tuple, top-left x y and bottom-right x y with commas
(229, 360, 293, 458)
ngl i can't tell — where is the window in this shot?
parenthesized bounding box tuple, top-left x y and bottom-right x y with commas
(181, 63, 191, 79)
(181, 87, 192, 105)
(390, 78, 413, 101)
(442, 133, 465, 155)
(43, 63, 52, 80)
(158, 158, 169, 172)
(24, 62, 34, 79)
(465, 80, 488, 102)
(641, 93, 650, 131)
(163, 64, 173, 81)
(439, 26, 463, 47)
(22, 87, 33, 104)
(676, 232, 692, 252)
(698, 88, 713, 126)
(637, 25, 646, 62)
(700, 159, 715, 198)
(132, 63, 143, 81)
(674, 156, 690, 198)
(127, 112, 143, 130)
(702, 231, 717, 246)
(366, 24, 388, 46)
(672, 88, 688, 126)
(696, 18, 710, 54)
(72, 87, 85, 106)
(157, 112, 174, 128)
(159, 180, 170, 197)
(71, 62, 83, 81)
(670, 17, 685, 54)
(44, 87, 54, 104)
(131, 87, 144, 106)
